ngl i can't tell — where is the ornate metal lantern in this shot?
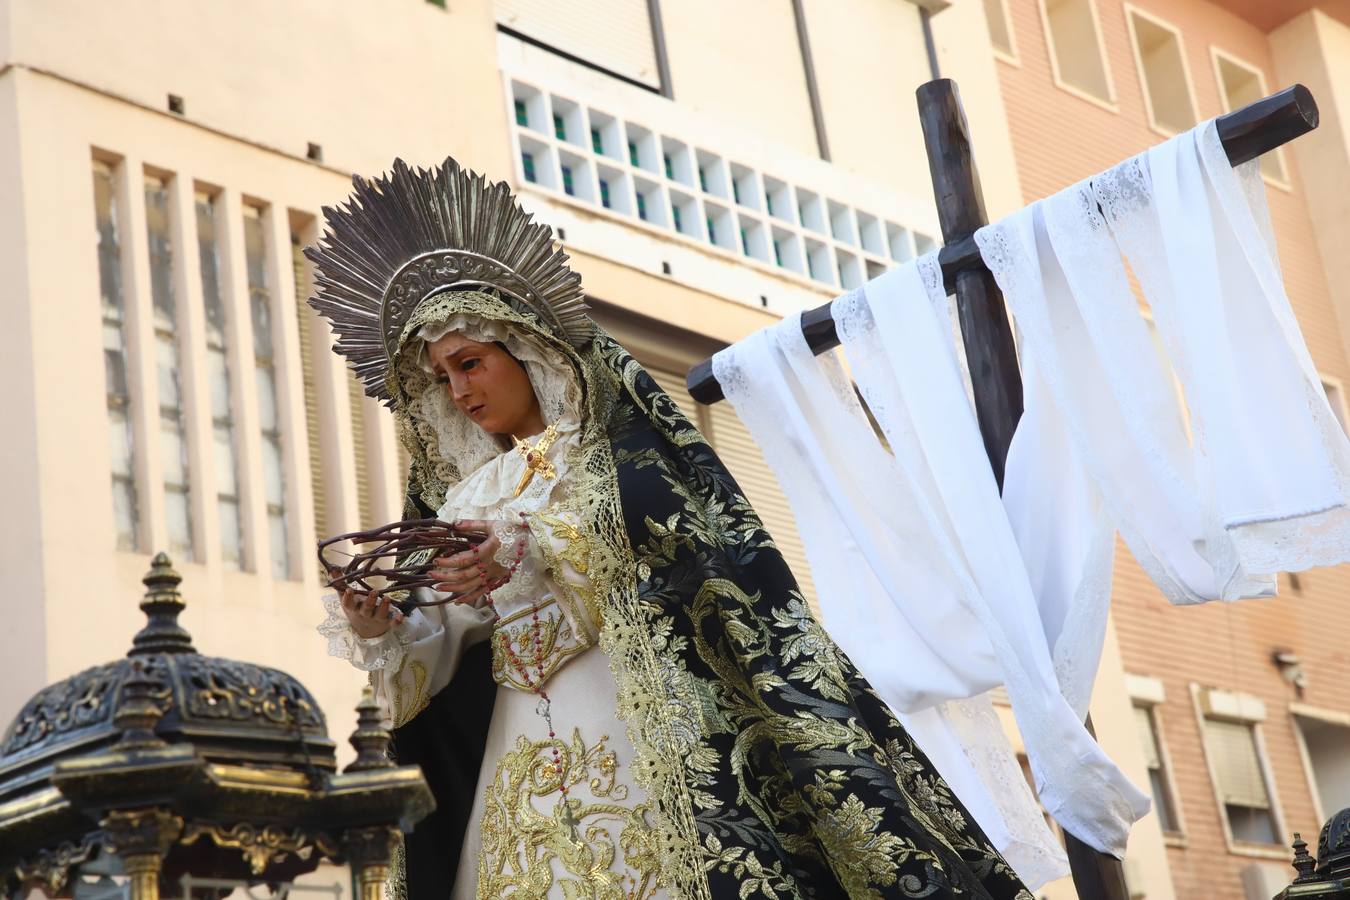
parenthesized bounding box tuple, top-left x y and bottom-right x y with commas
(1274, 809, 1350, 898)
(0, 554, 432, 900)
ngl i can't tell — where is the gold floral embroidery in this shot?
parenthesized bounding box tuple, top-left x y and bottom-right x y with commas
(390, 656, 430, 729)
(538, 509, 593, 577)
(490, 603, 587, 692)
(529, 501, 603, 631)
(476, 729, 662, 899)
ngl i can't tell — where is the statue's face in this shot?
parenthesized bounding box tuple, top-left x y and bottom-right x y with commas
(424, 332, 542, 438)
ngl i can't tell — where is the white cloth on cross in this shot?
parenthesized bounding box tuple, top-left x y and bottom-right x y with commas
(978, 118, 1350, 604)
(710, 117, 1350, 868)
(711, 252, 1131, 883)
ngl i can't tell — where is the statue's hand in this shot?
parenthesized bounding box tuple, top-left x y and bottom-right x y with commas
(340, 587, 405, 639)
(428, 518, 525, 604)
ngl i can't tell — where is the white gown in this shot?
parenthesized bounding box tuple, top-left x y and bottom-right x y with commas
(320, 418, 667, 899)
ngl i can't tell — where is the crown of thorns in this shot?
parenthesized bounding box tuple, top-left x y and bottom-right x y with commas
(318, 519, 490, 610)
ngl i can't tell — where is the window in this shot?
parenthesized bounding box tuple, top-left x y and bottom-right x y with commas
(145, 174, 195, 562)
(983, 0, 1017, 60)
(94, 159, 140, 551)
(294, 226, 378, 550)
(1294, 709, 1350, 823)
(504, 76, 929, 294)
(1125, 7, 1197, 135)
(494, 0, 662, 91)
(245, 204, 291, 579)
(293, 231, 327, 554)
(1202, 715, 1280, 845)
(1133, 703, 1182, 834)
(1213, 50, 1289, 185)
(1040, 0, 1114, 105)
(197, 191, 244, 569)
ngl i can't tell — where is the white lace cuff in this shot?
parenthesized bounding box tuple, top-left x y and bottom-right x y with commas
(489, 518, 544, 598)
(317, 593, 408, 672)
(491, 519, 529, 569)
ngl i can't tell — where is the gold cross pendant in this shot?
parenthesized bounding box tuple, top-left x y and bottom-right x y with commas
(512, 422, 560, 497)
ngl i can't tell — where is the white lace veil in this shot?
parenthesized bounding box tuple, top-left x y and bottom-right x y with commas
(390, 292, 585, 494)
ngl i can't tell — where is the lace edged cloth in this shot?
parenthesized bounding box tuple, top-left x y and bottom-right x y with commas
(976, 118, 1350, 605)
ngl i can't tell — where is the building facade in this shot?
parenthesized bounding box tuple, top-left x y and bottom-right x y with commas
(985, 1, 1350, 897)
(3, 0, 1344, 898)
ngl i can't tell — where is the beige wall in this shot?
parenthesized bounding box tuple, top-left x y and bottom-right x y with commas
(0, 71, 46, 726)
(660, 0, 821, 160)
(2, 0, 511, 179)
(0, 66, 373, 754)
(804, 0, 933, 192)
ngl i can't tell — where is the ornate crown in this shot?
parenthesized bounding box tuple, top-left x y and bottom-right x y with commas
(305, 157, 592, 404)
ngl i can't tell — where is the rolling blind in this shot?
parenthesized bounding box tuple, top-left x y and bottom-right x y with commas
(495, 0, 660, 89)
(347, 375, 373, 530)
(292, 239, 326, 548)
(1204, 718, 1271, 808)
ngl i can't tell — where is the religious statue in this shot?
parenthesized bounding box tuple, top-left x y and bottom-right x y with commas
(309, 158, 1033, 899)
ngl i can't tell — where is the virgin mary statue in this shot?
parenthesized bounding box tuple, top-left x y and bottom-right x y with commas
(310, 158, 1031, 900)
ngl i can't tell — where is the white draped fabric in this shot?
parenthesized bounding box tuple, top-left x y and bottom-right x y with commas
(979, 119, 1350, 607)
(711, 253, 1125, 884)
(709, 115, 1350, 872)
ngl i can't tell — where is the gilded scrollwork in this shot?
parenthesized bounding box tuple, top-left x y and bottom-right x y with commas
(180, 822, 336, 875)
(10, 833, 103, 895)
(490, 602, 587, 693)
(390, 656, 431, 729)
(3, 662, 125, 755)
(179, 656, 325, 731)
(101, 808, 184, 858)
(476, 729, 661, 899)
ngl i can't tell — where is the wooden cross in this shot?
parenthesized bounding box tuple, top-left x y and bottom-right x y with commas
(687, 78, 1319, 900)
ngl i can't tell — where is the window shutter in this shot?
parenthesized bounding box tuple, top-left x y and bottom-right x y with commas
(347, 375, 373, 529)
(494, 0, 660, 89)
(1133, 706, 1162, 769)
(292, 239, 326, 548)
(1204, 719, 1271, 809)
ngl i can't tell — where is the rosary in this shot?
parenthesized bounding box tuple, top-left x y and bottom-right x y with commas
(472, 510, 577, 824)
